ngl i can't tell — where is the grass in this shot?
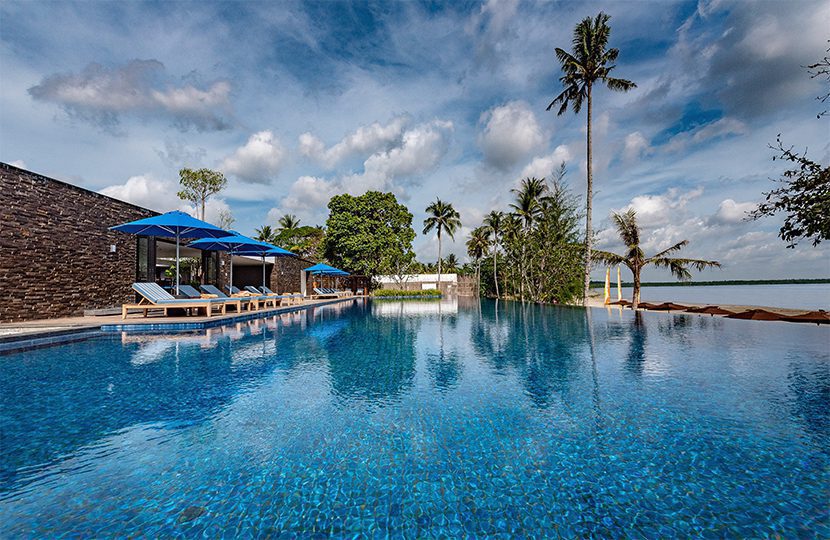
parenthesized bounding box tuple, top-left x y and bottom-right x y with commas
(372, 289, 442, 298)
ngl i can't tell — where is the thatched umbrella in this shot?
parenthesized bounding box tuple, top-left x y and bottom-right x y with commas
(781, 310, 830, 325)
(649, 302, 691, 311)
(636, 302, 663, 310)
(725, 309, 785, 321)
(685, 306, 735, 316)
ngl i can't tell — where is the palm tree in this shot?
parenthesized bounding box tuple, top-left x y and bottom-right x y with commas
(548, 12, 637, 304)
(592, 209, 721, 309)
(510, 177, 548, 301)
(500, 213, 522, 298)
(443, 253, 460, 274)
(278, 214, 301, 232)
(483, 210, 503, 298)
(254, 225, 274, 243)
(423, 198, 462, 290)
(466, 226, 490, 296)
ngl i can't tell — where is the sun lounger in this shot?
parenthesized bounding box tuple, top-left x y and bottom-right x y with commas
(180, 284, 247, 312)
(122, 282, 228, 319)
(259, 286, 303, 305)
(201, 284, 259, 311)
(228, 285, 283, 308)
(313, 287, 340, 299)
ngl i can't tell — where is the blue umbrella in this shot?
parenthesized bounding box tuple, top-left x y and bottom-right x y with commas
(304, 263, 349, 275)
(235, 245, 296, 290)
(111, 210, 231, 294)
(189, 232, 290, 291)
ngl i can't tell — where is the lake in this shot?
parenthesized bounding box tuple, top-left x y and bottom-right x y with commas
(593, 283, 830, 309)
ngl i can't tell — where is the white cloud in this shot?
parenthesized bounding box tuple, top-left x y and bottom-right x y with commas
(519, 145, 571, 181)
(99, 174, 230, 226)
(478, 101, 545, 170)
(9, 160, 27, 169)
(28, 60, 233, 132)
(623, 132, 651, 161)
(710, 198, 756, 224)
(267, 175, 335, 225)
(617, 186, 704, 229)
(299, 115, 409, 169)
(220, 130, 287, 184)
(343, 119, 454, 193)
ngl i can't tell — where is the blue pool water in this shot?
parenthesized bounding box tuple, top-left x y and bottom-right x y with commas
(1, 298, 828, 537)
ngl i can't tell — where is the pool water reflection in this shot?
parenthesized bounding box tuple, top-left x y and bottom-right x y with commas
(1, 298, 828, 537)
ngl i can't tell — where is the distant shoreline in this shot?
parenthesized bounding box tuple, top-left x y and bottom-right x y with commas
(590, 278, 830, 288)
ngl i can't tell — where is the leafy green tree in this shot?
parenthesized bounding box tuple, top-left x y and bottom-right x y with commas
(273, 225, 326, 259)
(216, 209, 235, 230)
(325, 191, 416, 278)
(423, 198, 462, 288)
(467, 226, 490, 296)
(593, 209, 721, 309)
(442, 253, 460, 273)
(483, 210, 503, 298)
(548, 12, 636, 303)
(750, 136, 829, 247)
(177, 168, 227, 221)
(511, 177, 548, 301)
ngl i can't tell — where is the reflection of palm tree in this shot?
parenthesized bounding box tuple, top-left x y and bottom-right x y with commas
(428, 305, 461, 392)
(593, 209, 721, 309)
(625, 310, 647, 376)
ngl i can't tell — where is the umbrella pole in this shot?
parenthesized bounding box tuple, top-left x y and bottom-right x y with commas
(262, 255, 266, 289)
(229, 252, 233, 294)
(176, 231, 180, 295)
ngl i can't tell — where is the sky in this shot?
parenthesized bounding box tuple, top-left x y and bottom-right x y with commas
(1, 0, 828, 280)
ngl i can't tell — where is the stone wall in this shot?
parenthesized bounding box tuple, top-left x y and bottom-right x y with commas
(271, 255, 315, 294)
(0, 163, 156, 322)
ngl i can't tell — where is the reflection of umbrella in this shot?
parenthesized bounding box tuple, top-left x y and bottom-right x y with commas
(725, 309, 785, 321)
(685, 305, 734, 316)
(649, 302, 691, 311)
(236, 246, 295, 289)
(189, 232, 282, 292)
(781, 310, 830, 325)
(111, 210, 231, 294)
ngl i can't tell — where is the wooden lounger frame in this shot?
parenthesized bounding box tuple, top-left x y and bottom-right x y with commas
(122, 297, 228, 320)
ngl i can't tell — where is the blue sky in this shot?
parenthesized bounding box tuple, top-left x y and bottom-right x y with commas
(1, 0, 828, 280)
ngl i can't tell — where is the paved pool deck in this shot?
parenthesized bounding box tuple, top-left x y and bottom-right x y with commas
(0, 296, 362, 343)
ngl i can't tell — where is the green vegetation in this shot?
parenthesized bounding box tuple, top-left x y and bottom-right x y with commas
(593, 209, 721, 308)
(548, 12, 636, 302)
(177, 168, 227, 221)
(469, 171, 585, 304)
(373, 289, 441, 298)
(325, 191, 416, 278)
(466, 226, 490, 296)
(423, 198, 462, 288)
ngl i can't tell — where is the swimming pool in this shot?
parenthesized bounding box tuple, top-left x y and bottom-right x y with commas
(1, 298, 828, 537)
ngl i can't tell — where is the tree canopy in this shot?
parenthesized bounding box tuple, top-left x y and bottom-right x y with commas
(324, 191, 416, 278)
(177, 168, 227, 221)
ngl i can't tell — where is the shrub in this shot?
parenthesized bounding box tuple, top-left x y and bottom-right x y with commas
(372, 289, 441, 298)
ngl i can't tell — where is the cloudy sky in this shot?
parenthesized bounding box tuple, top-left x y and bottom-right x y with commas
(1, 0, 828, 280)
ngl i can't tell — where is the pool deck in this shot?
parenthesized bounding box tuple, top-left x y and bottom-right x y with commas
(0, 296, 362, 342)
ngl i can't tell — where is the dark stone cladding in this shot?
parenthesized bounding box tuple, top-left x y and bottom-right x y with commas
(0, 162, 157, 322)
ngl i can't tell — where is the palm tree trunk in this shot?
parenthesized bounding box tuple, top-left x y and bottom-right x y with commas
(437, 230, 442, 294)
(201, 197, 206, 221)
(492, 237, 499, 298)
(582, 84, 593, 305)
(632, 265, 641, 310)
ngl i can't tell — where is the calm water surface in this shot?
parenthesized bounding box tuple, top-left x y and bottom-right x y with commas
(1, 298, 828, 537)
(596, 283, 830, 309)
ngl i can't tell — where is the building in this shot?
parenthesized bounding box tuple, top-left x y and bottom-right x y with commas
(0, 163, 315, 322)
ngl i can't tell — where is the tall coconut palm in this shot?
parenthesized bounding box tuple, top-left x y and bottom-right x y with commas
(278, 214, 301, 232)
(548, 12, 637, 304)
(483, 210, 504, 298)
(592, 209, 721, 309)
(510, 177, 548, 301)
(254, 225, 274, 243)
(467, 226, 491, 296)
(443, 253, 460, 273)
(423, 198, 462, 290)
(500, 213, 522, 298)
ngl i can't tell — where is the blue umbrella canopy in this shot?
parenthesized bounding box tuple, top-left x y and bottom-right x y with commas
(110, 210, 232, 294)
(189, 232, 292, 290)
(304, 263, 349, 275)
